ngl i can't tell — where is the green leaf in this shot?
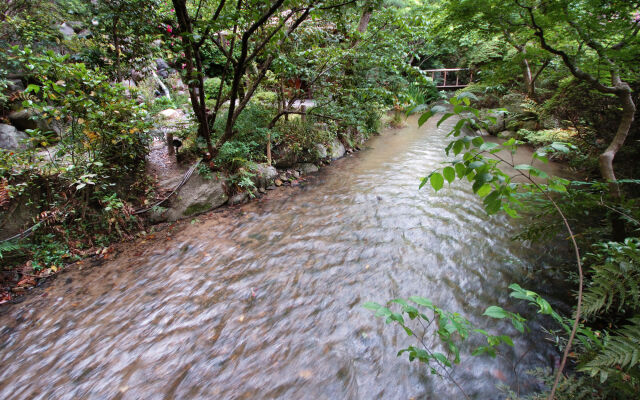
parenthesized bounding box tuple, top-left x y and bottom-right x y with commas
(455, 162, 466, 178)
(514, 164, 532, 170)
(432, 352, 452, 367)
(483, 306, 508, 319)
(418, 111, 433, 126)
(476, 184, 492, 197)
(437, 113, 454, 127)
(443, 166, 456, 183)
(430, 173, 444, 192)
(550, 142, 570, 153)
(409, 296, 433, 308)
(362, 302, 381, 310)
(468, 161, 485, 169)
(452, 140, 463, 155)
(26, 84, 40, 94)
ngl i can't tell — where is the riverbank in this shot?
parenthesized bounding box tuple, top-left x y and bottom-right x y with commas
(0, 115, 397, 305)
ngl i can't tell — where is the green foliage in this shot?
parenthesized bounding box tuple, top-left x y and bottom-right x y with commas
(517, 128, 578, 148)
(363, 296, 518, 378)
(0, 240, 21, 259)
(582, 238, 640, 318)
(580, 317, 640, 387)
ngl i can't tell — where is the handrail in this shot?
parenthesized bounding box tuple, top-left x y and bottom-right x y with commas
(423, 68, 469, 72)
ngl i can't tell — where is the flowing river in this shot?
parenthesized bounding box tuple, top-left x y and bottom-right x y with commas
(0, 115, 567, 399)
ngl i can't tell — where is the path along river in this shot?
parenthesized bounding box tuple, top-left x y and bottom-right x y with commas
(0, 115, 568, 399)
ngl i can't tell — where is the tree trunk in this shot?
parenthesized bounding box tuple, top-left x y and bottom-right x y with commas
(599, 87, 635, 199)
(522, 58, 534, 98)
(172, 0, 214, 156)
(352, 4, 373, 47)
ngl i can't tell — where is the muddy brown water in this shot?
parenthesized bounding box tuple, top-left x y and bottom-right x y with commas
(0, 116, 568, 399)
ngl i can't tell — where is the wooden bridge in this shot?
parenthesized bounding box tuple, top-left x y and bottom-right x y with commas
(424, 68, 473, 89)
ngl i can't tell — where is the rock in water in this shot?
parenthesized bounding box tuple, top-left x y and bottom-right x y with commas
(251, 164, 278, 188)
(0, 124, 29, 150)
(228, 192, 249, 206)
(164, 173, 228, 221)
(329, 138, 346, 160)
(314, 143, 328, 159)
(297, 163, 319, 175)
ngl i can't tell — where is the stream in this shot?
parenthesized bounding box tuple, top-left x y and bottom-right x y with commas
(0, 115, 566, 399)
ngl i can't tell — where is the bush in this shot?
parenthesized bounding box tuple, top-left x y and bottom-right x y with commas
(517, 128, 578, 147)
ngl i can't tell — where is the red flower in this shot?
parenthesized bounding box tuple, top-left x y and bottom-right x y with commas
(166, 25, 173, 33)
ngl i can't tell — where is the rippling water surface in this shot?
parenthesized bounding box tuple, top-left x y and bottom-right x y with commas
(0, 116, 565, 399)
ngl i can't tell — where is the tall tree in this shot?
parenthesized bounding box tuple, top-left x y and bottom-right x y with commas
(514, 0, 639, 199)
(171, 0, 329, 157)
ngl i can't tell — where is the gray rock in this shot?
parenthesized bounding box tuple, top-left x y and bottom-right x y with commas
(8, 109, 37, 131)
(0, 124, 29, 150)
(68, 21, 84, 31)
(8, 109, 58, 135)
(297, 162, 319, 174)
(78, 29, 92, 39)
(164, 173, 228, 221)
(314, 143, 327, 158)
(158, 108, 185, 121)
(499, 93, 527, 114)
(250, 164, 278, 188)
(59, 23, 76, 38)
(274, 146, 298, 168)
(497, 130, 516, 139)
(0, 192, 40, 240)
(156, 58, 170, 78)
(521, 120, 538, 131)
(487, 112, 506, 135)
(329, 138, 346, 160)
(228, 192, 249, 206)
(7, 79, 24, 92)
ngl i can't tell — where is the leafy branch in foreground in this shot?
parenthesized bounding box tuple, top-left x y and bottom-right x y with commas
(363, 296, 524, 399)
(417, 94, 584, 400)
(363, 284, 601, 398)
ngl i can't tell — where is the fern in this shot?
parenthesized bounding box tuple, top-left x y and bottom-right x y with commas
(580, 317, 640, 385)
(582, 238, 640, 318)
(0, 240, 21, 258)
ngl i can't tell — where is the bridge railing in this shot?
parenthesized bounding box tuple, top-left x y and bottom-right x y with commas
(423, 68, 473, 89)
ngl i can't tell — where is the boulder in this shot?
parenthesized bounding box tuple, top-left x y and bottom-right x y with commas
(228, 192, 249, 206)
(158, 108, 185, 121)
(77, 29, 92, 39)
(156, 58, 170, 78)
(497, 130, 516, 139)
(0, 124, 29, 150)
(59, 23, 76, 38)
(314, 143, 328, 159)
(67, 21, 84, 31)
(296, 162, 319, 175)
(329, 138, 345, 160)
(251, 164, 278, 188)
(7, 79, 24, 92)
(8, 109, 37, 131)
(164, 173, 228, 221)
(273, 146, 298, 168)
(486, 112, 506, 135)
(8, 109, 58, 135)
(499, 93, 527, 114)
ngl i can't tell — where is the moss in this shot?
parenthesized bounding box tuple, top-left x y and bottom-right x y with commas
(184, 202, 212, 216)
